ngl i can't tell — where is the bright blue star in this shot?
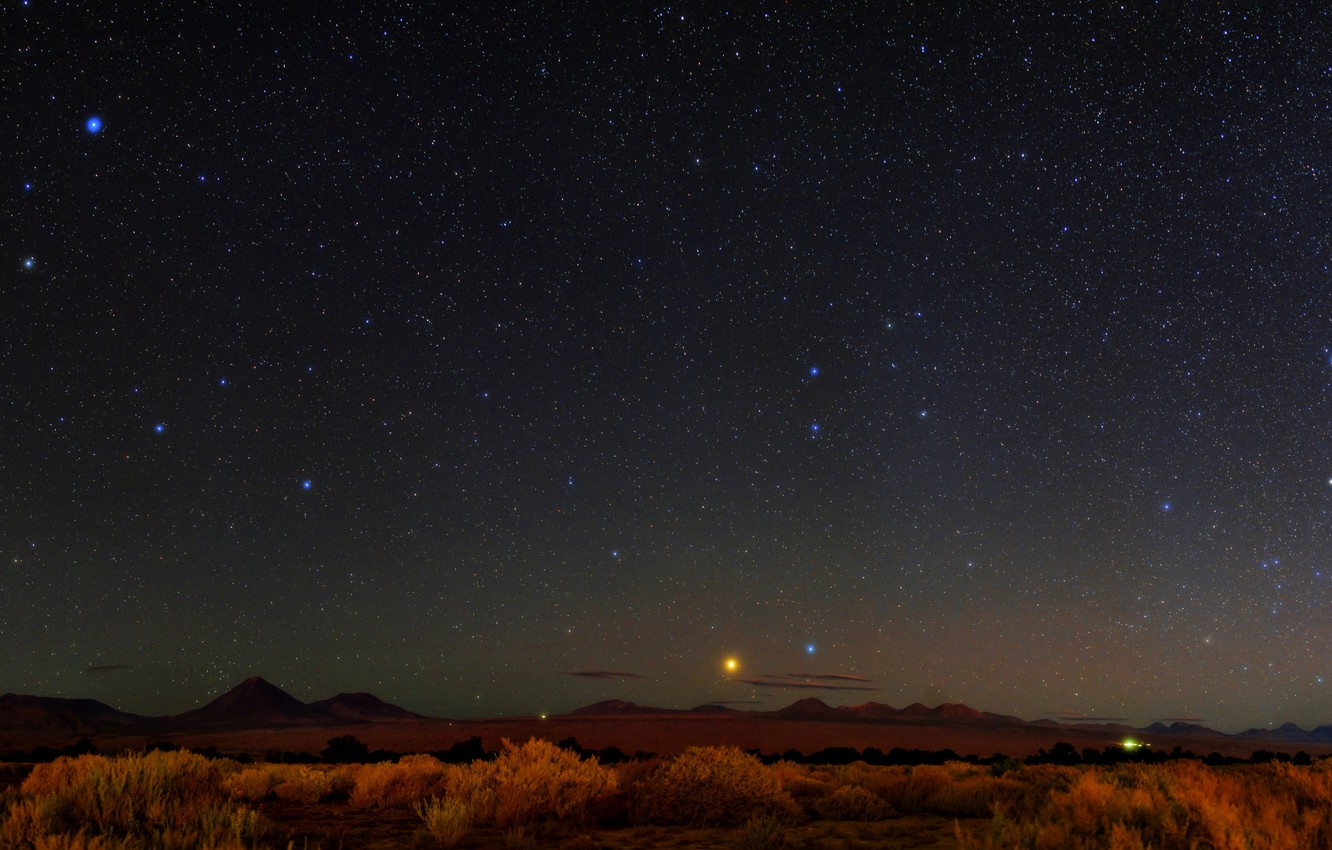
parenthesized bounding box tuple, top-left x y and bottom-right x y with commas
(85, 116, 103, 134)
(219, 377, 228, 386)
(301, 479, 312, 490)
(805, 643, 816, 654)
(21, 257, 36, 271)
(810, 422, 820, 434)
(808, 366, 820, 377)
(153, 423, 165, 434)
(1161, 502, 1172, 512)
(610, 549, 620, 558)
(23, 182, 33, 192)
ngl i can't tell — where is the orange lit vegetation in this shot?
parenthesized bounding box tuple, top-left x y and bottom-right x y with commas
(3, 745, 1332, 848)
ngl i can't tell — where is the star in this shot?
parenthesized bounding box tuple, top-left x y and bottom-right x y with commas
(301, 479, 313, 490)
(21, 257, 36, 271)
(85, 116, 103, 134)
(153, 423, 165, 434)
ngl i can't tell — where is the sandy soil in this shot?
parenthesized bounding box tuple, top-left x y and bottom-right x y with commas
(15, 713, 1329, 761)
(257, 797, 982, 850)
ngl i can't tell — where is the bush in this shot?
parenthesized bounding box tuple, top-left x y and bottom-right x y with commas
(810, 784, 889, 821)
(12, 751, 266, 847)
(350, 754, 454, 808)
(633, 746, 801, 826)
(457, 738, 618, 827)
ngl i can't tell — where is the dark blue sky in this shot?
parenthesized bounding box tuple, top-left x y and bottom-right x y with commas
(4, 3, 1332, 731)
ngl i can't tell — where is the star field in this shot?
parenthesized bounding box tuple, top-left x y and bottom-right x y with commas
(4, 4, 1332, 731)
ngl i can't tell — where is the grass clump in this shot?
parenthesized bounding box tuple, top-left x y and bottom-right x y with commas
(414, 797, 470, 848)
(734, 813, 786, 849)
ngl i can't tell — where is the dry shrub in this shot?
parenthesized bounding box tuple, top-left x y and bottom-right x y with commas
(350, 754, 454, 808)
(222, 766, 277, 802)
(810, 784, 889, 821)
(958, 761, 1332, 850)
(29, 834, 124, 850)
(632, 746, 800, 826)
(271, 765, 335, 804)
(0, 797, 52, 847)
(454, 738, 618, 827)
(8, 751, 266, 848)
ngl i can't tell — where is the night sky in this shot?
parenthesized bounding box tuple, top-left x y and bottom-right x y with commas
(5, 4, 1332, 732)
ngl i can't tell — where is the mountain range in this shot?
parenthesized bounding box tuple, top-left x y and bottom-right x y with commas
(0, 677, 422, 737)
(6, 678, 1332, 746)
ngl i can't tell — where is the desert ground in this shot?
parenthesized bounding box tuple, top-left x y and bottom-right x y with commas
(44, 712, 1330, 763)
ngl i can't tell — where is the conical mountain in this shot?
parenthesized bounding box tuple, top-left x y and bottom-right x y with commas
(173, 676, 324, 727)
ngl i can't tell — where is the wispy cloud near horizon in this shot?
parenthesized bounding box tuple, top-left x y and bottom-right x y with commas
(563, 670, 643, 680)
(782, 672, 872, 682)
(741, 678, 877, 692)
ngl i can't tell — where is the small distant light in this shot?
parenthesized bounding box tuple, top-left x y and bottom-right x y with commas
(301, 479, 312, 490)
(85, 115, 103, 134)
(806, 644, 816, 654)
(1162, 502, 1172, 512)
(21, 257, 36, 270)
(153, 423, 165, 434)
(219, 377, 228, 386)
(810, 422, 820, 433)
(611, 550, 620, 558)
(808, 366, 820, 377)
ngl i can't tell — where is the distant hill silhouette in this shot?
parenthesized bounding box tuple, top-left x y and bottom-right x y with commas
(1143, 721, 1222, 737)
(309, 692, 423, 721)
(688, 703, 739, 713)
(1237, 723, 1332, 744)
(7, 678, 1332, 755)
(0, 694, 145, 735)
(772, 698, 842, 721)
(567, 699, 672, 716)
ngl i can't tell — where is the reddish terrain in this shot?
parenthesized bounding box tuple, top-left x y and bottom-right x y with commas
(4, 677, 1330, 760)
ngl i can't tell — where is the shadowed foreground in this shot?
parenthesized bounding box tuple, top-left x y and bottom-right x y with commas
(3, 743, 1332, 848)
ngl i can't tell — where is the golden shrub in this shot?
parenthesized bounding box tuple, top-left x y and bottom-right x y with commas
(9, 751, 266, 848)
(222, 767, 276, 802)
(809, 784, 889, 821)
(270, 765, 335, 804)
(632, 746, 800, 826)
(349, 754, 454, 809)
(456, 738, 618, 828)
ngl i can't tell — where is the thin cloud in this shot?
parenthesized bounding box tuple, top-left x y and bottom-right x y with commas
(1057, 715, 1129, 722)
(563, 670, 643, 680)
(784, 672, 873, 682)
(740, 678, 877, 691)
(85, 665, 132, 674)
